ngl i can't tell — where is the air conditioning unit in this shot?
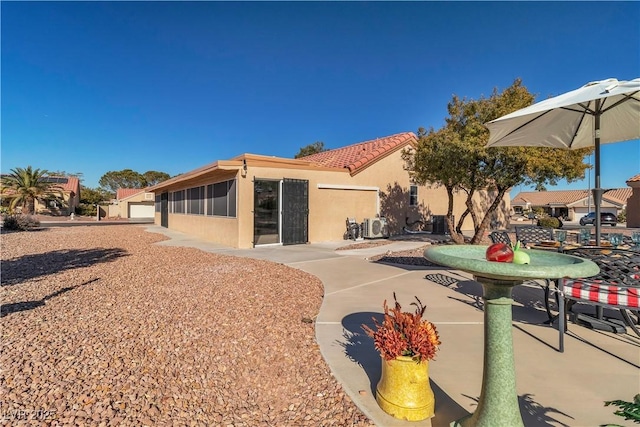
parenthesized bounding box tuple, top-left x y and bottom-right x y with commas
(363, 217, 388, 239)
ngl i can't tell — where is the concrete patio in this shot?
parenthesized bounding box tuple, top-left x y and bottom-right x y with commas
(147, 226, 640, 427)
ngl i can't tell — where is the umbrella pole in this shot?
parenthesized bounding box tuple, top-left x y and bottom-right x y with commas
(592, 107, 605, 321)
(593, 103, 602, 246)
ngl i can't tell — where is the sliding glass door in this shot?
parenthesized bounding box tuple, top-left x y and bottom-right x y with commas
(253, 180, 280, 245)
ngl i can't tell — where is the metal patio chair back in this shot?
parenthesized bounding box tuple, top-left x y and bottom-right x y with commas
(515, 225, 554, 246)
(488, 231, 512, 245)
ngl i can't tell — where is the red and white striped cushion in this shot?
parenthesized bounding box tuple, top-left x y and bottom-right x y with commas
(563, 280, 640, 309)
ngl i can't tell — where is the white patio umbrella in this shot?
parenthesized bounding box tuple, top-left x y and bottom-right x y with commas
(485, 77, 640, 244)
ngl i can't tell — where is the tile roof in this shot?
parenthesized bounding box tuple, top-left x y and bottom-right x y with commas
(116, 188, 145, 200)
(56, 176, 80, 193)
(512, 188, 632, 207)
(626, 173, 640, 183)
(298, 132, 417, 175)
(512, 190, 586, 206)
(604, 187, 633, 205)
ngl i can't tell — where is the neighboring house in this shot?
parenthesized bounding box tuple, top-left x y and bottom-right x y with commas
(1, 175, 81, 216)
(511, 187, 632, 221)
(108, 188, 156, 219)
(625, 174, 640, 227)
(36, 176, 82, 216)
(147, 132, 511, 249)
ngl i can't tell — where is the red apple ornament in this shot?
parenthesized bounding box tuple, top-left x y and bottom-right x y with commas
(485, 243, 514, 263)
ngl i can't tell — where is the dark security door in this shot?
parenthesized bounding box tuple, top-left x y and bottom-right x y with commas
(282, 179, 308, 245)
(160, 192, 169, 227)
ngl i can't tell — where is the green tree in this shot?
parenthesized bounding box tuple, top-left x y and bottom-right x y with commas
(295, 141, 327, 158)
(0, 166, 63, 214)
(142, 170, 170, 187)
(80, 187, 111, 205)
(77, 186, 111, 217)
(404, 79, 591, 244)
(98, 169, 146, 194)
(98, 169, 171, 194)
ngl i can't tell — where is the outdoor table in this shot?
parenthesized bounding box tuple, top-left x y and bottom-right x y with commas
(424, 245, 599, 427)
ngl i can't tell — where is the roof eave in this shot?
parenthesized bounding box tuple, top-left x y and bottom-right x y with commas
(147, 161, 222, 191)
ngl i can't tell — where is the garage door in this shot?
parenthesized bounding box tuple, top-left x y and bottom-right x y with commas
(129, 203, 155, 218)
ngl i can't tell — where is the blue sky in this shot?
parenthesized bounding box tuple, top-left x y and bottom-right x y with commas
(2, 1, 639, 194)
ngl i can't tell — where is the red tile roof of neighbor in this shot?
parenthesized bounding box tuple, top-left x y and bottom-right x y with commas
(299, 132, 418, 174)
(116, 188, 145, 200)
(605, 187, 633, 204)
(627, 173, 640, 183)
(512, 190, 587, 206)
(512, 188, 632, 207)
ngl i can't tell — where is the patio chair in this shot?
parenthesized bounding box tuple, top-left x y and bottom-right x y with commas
(557, 247, 640, 352)
(514, 225, 555, 247)
(346, 218, 360, 241)
(488, 231, 512, 245)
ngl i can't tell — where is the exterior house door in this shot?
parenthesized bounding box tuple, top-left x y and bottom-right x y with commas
(160, 192, 168, 228)
(282, 179, 308, 245)
(254, 180, 280, 245)
(253, 178, 309, 246)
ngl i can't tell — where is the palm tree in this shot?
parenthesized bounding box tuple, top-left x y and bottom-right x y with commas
(1, 166, 62, 214)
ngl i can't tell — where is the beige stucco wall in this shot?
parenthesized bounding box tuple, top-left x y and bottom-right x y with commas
(165, 214, 240, 247)
(239, 164, 376, 245)
(626, 183, 640, 227)
(154, 165, 379, 248)
(349, 148, 510, 235)
(152, 147, 511, 248)
(34, 190, 78, 216)
(107, 204, 119, 218)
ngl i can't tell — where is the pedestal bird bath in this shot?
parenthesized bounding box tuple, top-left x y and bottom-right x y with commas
(424, 245, 599, 427)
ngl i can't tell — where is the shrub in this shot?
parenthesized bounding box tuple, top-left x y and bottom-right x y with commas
(76, 204, 97, 217)
(537, 217, 561, 229)
(618, 209, 627, 223)
(2, 214, 40, 231)
(362, 293, 440, 362)
(533, 207, 546, 217)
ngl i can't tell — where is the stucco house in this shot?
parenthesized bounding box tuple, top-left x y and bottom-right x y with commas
(625, 173, 640, 227)
(511, 187, 632, 221)
(1, 175, 81, 216)
(38, 176, 81, 216)
(148, 132, 511, 249)
(108, 188, 156, 219)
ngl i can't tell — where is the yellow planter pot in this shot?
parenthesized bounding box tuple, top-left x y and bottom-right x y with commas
(376, 355, 435, 421)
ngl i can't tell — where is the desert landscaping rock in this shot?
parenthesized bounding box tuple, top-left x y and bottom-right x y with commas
(1, 226, 374, 426)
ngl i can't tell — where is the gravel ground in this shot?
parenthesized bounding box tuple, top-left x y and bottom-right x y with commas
(1, 226, 375, 426)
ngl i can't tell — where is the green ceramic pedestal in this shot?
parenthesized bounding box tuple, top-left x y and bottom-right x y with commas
(452, 277, 524, 427)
